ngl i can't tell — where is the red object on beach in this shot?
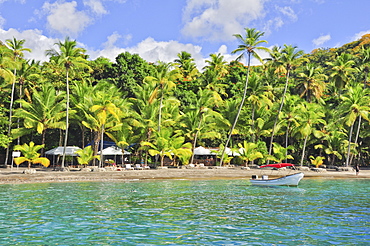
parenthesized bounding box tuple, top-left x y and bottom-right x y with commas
(260, 163, 295, 168)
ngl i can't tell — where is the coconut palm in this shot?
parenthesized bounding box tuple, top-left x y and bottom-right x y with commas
(296, 63, 327, 102)
(326, 53, 356, 93)
(0, 45, 18, 165)
(12, 84, 66, 156)
(46, 37, 91, 168)
(13, 141, 50, 169)
(267, 44, 307, 162)
(173, 51, 199, 81)
(75, 146, 100, 168)
(179, 88, 227, 164)
(220, 28, 270, 166)
(338, 85, 370, 166)
(294, 102, 326, 166)
(237, 141, 263, 167)
(141, 128, 183, 167)
(144, 62, 180, 132)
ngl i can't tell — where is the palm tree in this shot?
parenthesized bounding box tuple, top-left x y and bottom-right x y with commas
(246, 73, 273, 142)
(173, 51, 199, 81)
(220, 28, 269, 166)
(326, 53, 356, 93)
(144, 62, 180, 131)
(267, 44, 307, 162)
(237, 141, 263, 167)
(77, 83, 124, 167)
(338, 85, 370, 166)
(315, 128, 347, 166)
(13, 141, 50, 169)
(46, 37, 91, 168)
(0, 45, 18, 165)
(294, 102, 326, 166)
(296, 63, 327, 102)
(75, 146, 100, 168)
(12, 84, 66, 155)
(141, 128, 182, 167)
(179, 88, 227, 164)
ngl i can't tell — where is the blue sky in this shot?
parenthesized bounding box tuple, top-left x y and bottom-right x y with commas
(0, 0, 369, 67)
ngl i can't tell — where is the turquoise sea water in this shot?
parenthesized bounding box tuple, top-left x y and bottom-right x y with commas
(0, 179, 369, 245)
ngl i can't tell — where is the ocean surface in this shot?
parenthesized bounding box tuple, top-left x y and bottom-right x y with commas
(0, 178, 368, 245)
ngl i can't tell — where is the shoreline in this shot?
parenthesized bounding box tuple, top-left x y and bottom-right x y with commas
(0, 167, 369, 184)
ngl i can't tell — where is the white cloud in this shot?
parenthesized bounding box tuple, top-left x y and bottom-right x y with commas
(42, 1, 91, 37)
(83, 0, 108, 15)
(89, 36, 207, 68)
(182, 0, 265, 41)
(0, 28, 57, 62)
(352, 30, 370, 41)
(263, 17, 284, 35)
(276, 6, 297, 22)
(312, 34, 331, 47)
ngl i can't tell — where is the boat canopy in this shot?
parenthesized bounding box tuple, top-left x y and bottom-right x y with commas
(260, 163, 295, 168)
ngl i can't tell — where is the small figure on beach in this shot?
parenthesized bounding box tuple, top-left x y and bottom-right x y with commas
(354, 164, 360, 176)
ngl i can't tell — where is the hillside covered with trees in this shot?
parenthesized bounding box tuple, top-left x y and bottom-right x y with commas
(0, 29, 369, 168)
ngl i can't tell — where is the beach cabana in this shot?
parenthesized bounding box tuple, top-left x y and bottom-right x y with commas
(45, 146, 82, 167)
(193, 146, 217, 156)
(98, 146, 131, 165)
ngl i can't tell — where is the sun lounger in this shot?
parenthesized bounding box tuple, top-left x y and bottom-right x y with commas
(125, 164, 134, 170)
(135, 164, 143, 170)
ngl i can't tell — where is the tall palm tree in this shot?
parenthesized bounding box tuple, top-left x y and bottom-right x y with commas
(46, 37, 90, 168)
(267, 44, 307, 162)
(144, 62, 180, 132)
(179, 88, 227, 164)
(1, 43, 20, 165)
(220, 28, 269, 166)
(338, 85, 370, 166)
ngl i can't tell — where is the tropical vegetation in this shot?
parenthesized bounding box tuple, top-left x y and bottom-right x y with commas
(0, 31, 370, 168)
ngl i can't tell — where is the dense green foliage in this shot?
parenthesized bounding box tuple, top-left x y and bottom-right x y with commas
(1, 32, 370, 167)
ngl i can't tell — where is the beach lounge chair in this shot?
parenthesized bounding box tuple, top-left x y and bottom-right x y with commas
(135, 164, 143, 170)
(125, 164, 134, 170)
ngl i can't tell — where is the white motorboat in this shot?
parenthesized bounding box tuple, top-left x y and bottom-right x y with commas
(250, 172, 304, 186)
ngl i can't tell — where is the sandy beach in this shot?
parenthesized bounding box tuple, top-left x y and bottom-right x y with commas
(0, 166, 368, 184)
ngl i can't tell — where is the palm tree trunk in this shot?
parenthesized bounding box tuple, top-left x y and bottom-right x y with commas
(268, 70, 290, 164)
(285, 121, 291, 163)
(220, 52, 251, 166)
(345, 122, 355, 167)
(99, 124, 105, 168)
(300, 134, 309, 166)
(350, 116, 361, 165)
(61, 69, 70, 169)
(190, 114, 203, 164)
(4, 75, 16, 166)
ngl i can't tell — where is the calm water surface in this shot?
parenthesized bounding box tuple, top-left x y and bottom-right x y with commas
(0, 179, 368, 245)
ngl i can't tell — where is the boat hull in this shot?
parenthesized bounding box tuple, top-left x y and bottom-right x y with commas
(250, 172, 304, 186)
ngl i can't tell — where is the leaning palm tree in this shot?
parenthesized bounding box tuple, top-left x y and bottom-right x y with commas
(46, 37, 91, 168)
(219, 28, 269, 166)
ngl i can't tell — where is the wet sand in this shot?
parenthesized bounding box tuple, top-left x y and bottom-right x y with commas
(0, 166, 368, 184)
